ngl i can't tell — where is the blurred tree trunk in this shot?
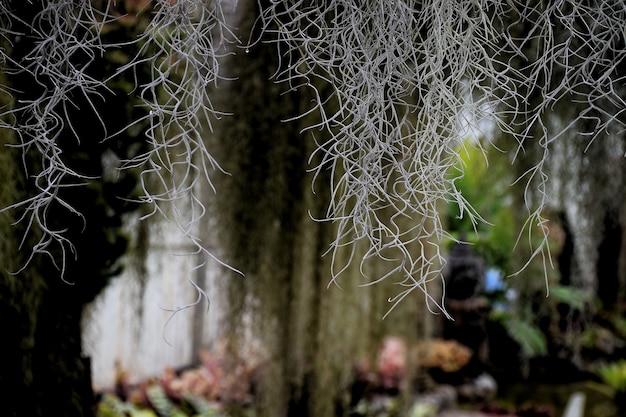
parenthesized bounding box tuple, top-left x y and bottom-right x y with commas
(0, 102, 95, 417)
(0, 3, 146, 415)
(209, 2, 426, 416)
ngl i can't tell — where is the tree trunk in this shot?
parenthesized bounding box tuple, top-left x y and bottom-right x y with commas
(0, 114, 95, 417)
(209, 2, 426, 416)
(1, 3, 146, 414)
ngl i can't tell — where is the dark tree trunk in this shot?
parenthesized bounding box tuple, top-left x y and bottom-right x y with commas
(1, 2, 147, 415)
(0, 102, 94, 416)
(596, 215, 622, 308)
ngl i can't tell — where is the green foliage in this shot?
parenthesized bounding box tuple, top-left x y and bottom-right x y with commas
(446, 139, 516, 272)
(489, 283, 590, 360)
(497, 313, 548, 358)
(351, 397, 440, 417)
(445, 140, 600, 361)
(352, 397, 401, 417)
(549, 285, 587, 311)
(595, 360, 626, 393)
(608, 313, 626, 340)
(408, 403, 437, 417)
(146, 385, 188, 417)
(96, 391, 230, 417)
(447, 140, 546, 358)
(97, 394, 158, 417)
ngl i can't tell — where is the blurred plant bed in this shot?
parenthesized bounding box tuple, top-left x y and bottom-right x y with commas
(371, 337, 478, 391)
(97, 388, 232, 417)
(350, 337, 499, 417)
(415, 337, 499, 404)
(96, 345, 260, 417)
(417, 339, 472, 371)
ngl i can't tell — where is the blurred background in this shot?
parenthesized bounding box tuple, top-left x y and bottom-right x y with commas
(2, 1, 625, 417)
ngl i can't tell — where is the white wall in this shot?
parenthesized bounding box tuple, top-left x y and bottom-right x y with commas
(82, 214, 226, 391)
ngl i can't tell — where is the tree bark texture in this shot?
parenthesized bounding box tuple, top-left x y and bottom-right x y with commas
(208, 2, 427, 416)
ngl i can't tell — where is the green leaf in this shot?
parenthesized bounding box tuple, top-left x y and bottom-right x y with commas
(146, 385, 183, 417)
(549, 285, 587, 310)
(596, 360, 626, 392)
(183, 393, 227, 417)
(504, 317, 547, 357)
